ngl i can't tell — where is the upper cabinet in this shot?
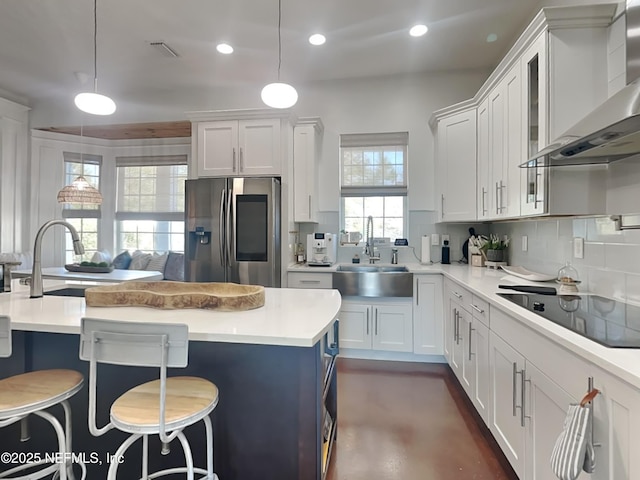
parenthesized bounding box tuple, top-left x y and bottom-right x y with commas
(434, 105, 477, 222)
(188, 109, 296, 179)
(293, 118, 323, 223)
(196, 119, 281, 177)
(432, 4, 617, 222)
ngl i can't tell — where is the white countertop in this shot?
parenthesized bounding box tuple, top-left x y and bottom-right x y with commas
(0, 280, 341, 347)
(288, 261, 640, 388)
(12, 267, 164, 282)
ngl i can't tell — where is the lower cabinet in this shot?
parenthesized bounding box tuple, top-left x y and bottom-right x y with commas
(338, 299, 413, 352)
(489, 331, 526, 478)
(412, 275, 443, 355)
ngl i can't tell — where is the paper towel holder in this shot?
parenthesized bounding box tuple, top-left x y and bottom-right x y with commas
(421, 235, 432, 265)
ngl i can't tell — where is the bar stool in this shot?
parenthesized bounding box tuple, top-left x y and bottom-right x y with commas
(0, 315, 85, 480)
(79, 317, 219, 480)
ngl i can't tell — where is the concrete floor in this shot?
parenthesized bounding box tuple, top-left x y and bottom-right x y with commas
(326, 359, 519, 480)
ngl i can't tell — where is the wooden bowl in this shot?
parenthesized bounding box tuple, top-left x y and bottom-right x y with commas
(85, 281, 265, 311)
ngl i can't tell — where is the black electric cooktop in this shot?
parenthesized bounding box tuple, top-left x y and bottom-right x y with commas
(497, 293, 640, 348)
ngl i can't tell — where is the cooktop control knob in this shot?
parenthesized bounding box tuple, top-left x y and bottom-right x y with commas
(533, 301, 545, 311)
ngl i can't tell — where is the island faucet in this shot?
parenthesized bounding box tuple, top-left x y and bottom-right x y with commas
(30, 220, 84, 298)
(364, 215, 380, 264)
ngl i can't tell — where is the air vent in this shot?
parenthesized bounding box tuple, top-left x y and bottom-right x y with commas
(150, 42, 179, 58)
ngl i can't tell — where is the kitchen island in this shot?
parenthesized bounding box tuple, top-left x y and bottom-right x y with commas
(0, 280, 341, 479)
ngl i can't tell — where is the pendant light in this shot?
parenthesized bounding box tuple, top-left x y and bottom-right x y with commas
(57, 124, 103, 205)
(261, 0, 298, 109)
(74, 0, 116, 116)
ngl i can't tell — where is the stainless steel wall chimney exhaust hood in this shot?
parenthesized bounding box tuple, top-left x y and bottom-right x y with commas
(521, 0, 640, 168)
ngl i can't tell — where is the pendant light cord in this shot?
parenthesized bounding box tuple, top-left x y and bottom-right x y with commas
(93, 0, 98, 93)
(277, 0, 282, 81)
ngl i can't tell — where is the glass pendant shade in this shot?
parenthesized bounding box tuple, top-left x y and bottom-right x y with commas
(57, 175, 103, 205)
(74, 91, 116, 116)
(261, 82, 298, 109)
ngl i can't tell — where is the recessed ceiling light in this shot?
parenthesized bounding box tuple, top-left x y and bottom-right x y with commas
(486, 33, 498, 43)
(409, 24, 428, 37)
(309, 34, 326, 46)
(216, 43, 234, 54)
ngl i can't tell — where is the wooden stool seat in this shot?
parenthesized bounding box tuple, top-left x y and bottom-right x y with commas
(0, 369, 84, 418)
(111, 376, 219, 432)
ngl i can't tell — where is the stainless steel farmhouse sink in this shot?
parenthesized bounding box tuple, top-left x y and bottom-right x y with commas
(336, 265, 409, 273)
(332, 265, 413, 297)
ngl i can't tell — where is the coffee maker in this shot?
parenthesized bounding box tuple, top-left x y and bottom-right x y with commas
(307, 233, 337, 266)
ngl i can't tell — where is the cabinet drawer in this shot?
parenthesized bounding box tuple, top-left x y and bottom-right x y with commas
(469, 295, 489, 327)
(288, 272, 333, 289)
(445, 279, 473, 312)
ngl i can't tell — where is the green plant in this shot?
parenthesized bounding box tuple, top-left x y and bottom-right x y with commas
(482, 234, 510, 251)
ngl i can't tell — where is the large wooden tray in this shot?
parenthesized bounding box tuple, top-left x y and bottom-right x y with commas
(85, 281, 265, 311)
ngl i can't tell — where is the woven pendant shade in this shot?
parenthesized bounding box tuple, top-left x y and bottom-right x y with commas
(57, 176, 103, 204)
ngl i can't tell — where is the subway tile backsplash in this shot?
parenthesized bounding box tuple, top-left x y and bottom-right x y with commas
(494, 216, 640, 303)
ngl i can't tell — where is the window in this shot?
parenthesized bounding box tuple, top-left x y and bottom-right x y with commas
(340, 132, 408, 241)
(62, 152, 101, 263)
(116, 155, 187, 253)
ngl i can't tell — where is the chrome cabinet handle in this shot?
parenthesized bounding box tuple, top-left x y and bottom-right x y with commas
(374, 308, 378, 335)
(308, 195, 311, 217)
(453, 291, 462, 299)
(366, 308, 370, 335)
(522, 372, 530, 427)
(481, 187, 487, 215)
(468, 323, 474, 361)
(512, 362, 518, 416)
(232, 148, 237, 172)
(300, 280, 320, 284)
(452, 308, 458, 341)
(455, 310, 461, 345)
(239, 147, 244, 172)
(470, 303, 484, 315)
(496, 182, 500, 215)
(441, 194, 445, 217)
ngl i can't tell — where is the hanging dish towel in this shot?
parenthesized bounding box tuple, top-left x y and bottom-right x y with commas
(550, 389, 599, 480)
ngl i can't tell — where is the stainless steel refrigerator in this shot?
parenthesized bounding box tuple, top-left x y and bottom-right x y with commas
(185, 177, 281, 287)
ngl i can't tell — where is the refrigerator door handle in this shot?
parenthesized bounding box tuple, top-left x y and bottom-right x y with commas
(226, 188, 233, 265)
(219, 189, 226, 267)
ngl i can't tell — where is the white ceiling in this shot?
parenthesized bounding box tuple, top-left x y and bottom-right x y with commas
(0, 0, 545, 113)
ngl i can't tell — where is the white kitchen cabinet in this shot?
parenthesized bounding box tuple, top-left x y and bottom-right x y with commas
(466, 296, 490, 424)
(287, 272, 332, 289)
(476, 97, 491, 220)
(196, 118, 281, 177)
(434, 107, 477, 222)
(338, 299, 413, 352)
(412, 275, 443, 355)
(489, 331, 526, 478)
(489, 62, 521, 219)
(293, 118, 323, 223)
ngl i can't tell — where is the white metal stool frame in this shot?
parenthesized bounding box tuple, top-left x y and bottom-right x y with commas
(0, 316, 86, 480)
(79, 317, 218, 480)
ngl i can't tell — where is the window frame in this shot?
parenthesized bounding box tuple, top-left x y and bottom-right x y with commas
(339, 132, 409, 240)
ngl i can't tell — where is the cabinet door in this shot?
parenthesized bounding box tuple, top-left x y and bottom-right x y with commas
(524, 362, 593, 480)
(437, 109, 477, 222)
(372, 304, 413, 352)
(477, 97, 491, 220)
(488, 81, 505, 218)
(471, 318, 490, 424)
(413, 276, 443, 355)
(520, 32, 547, 216)
(459, 307, 473, 397)
(443, 293, 454, 363)
(489, 331, 526, 478)
(450, 303, 464, 380)
(293, 123, 318, 222)
(238, 119, 281, 175)
(337, 302, 372, 350)
(197, 121, 238, 177)
(504, 62, 522, 218)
